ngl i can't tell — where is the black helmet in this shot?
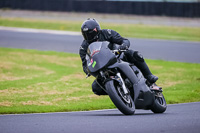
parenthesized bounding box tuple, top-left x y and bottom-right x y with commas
(81, 18, 101, 43)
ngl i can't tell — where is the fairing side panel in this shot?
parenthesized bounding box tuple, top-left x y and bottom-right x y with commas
(108, 61, 139, 85)
(109, 62, 154, 109)
(133, 77, 155, 109)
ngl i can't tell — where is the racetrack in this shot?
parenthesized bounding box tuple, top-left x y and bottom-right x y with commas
(0, 28, 200, 63)
(0, 102, 200, 133)
(0, 28, 200, 133)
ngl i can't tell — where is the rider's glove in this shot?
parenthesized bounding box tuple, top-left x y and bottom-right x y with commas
(83, 66, 89, 75)
(118, 44, 128, 50)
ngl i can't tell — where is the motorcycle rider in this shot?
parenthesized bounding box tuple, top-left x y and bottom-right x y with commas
(79, 18, 158, 95)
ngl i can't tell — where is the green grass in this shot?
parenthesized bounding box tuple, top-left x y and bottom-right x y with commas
(0, 17, 200, 42)
(0, 47, 200, 114)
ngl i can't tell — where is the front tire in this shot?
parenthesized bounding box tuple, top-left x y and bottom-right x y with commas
(105, 80, 135, 115)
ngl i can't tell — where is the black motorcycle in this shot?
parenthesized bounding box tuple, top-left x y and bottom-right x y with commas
(86, 41, 167, 115)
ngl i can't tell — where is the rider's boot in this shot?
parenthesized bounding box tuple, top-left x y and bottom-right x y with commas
(134, 60, 158, 84)
(145, 74, 159, 84)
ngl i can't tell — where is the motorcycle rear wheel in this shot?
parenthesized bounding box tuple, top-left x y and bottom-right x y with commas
(105, 80, 135, 115)
(151, 92, 167, 113)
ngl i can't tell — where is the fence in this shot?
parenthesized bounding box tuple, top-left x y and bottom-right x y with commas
(0, 0, 199, 17)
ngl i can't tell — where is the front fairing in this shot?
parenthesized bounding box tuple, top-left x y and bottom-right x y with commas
(86, 41, 117, 74)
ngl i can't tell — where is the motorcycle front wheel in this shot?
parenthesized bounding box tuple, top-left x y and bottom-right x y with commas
(105, 80, 135, 115)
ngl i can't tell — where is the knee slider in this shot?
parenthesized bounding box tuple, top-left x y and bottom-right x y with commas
(133, 51, 144, 62)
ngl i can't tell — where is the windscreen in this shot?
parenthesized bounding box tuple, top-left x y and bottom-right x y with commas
(87, 42, 102, 57)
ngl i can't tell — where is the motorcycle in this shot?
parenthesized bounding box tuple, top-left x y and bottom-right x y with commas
(86, 41, 167, 115)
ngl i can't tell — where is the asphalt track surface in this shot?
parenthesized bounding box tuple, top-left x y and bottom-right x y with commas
(0, 29, 200, 63)
(0, 28, 200, 133)
(0, 102, 200, 133)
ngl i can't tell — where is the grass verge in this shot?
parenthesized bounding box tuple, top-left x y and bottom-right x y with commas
(0, 17, 200, 42)
(0, 47, 200, 114)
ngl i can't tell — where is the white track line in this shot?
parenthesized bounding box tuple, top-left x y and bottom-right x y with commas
(0, 26, 81, 36)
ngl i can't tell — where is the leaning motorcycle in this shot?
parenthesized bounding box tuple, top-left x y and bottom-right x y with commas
(86, 41, 167, 115)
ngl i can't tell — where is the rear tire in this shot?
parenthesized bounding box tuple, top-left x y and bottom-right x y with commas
(151, 92, 167, 113)
(105, 80, 135, 115)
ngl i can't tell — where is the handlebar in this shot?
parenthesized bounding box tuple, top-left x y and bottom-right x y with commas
(112, 49, 127, 53)
(112, 49, 127, 59)
(112, 49, 127, 56)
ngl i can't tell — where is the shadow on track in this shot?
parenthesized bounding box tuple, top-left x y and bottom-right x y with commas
(80, 112, 155, 117)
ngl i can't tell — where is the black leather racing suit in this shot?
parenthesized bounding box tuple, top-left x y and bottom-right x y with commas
(79, 29, 154, 95)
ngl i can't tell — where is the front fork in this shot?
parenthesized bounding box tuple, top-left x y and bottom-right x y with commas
(99, 70, 129, 95)
(116, 72, 129, 95)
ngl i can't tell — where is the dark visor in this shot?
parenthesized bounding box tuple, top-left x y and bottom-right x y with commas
(83, 30, 98, 42)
